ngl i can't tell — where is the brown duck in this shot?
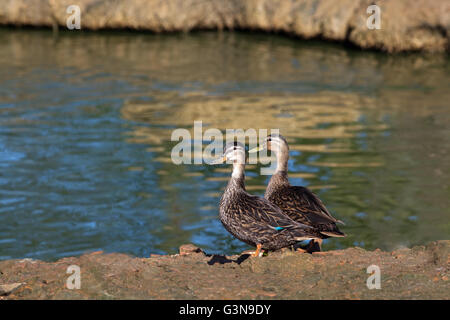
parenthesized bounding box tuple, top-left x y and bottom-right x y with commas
(249, 134, 345, 251)
(211, 141, 326, 256)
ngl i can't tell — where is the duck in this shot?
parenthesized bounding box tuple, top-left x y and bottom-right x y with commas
(211, 141, 326, 257)
(249, 134, 345, 251)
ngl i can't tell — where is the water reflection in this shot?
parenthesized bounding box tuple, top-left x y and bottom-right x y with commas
(0, 29, 448, 261)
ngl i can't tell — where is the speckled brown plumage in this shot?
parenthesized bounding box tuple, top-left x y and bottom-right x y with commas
(214, 142, 322, 252)
(219, 173, 323, 251)
(265, 171, 345, 238)
(251, 134, 345, 242)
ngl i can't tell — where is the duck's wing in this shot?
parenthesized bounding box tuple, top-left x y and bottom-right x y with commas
(239, 192, 319, 239)
(270, 186, 345, 237)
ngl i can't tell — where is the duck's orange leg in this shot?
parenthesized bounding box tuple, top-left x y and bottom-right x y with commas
(252, 244, 262, 257)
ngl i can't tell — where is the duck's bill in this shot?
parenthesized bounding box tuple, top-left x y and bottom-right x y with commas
(248, 145, 264, 153)
(209, 155, 226, 165)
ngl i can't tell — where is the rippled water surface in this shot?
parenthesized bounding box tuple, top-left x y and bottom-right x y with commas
(0, 29, 449, 261)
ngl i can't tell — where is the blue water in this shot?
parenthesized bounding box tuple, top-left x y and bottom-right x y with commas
(0, 29, 449, 261)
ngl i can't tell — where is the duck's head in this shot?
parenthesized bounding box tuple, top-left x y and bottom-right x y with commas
(249, 133, 288, 154)
(210, 141, 246, 165)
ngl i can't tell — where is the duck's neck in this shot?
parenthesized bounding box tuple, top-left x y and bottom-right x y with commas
(225, 163, 246, 193)
(266, 146, 290, 196)
(274, 144, 289, 175)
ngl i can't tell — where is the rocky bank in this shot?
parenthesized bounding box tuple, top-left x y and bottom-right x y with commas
(0, 241, 448, 299)
(0, 0, 449, 53)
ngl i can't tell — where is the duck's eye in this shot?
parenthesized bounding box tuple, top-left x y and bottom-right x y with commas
(267, 138, 271, 142)
(233, 147, 236, 150)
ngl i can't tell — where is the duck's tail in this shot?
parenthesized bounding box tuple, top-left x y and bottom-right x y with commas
(284, 223, 322, 241)
(320, 230, 346, 237)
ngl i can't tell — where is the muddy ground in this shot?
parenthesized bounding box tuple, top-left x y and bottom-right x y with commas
(0, 241, 448, 299)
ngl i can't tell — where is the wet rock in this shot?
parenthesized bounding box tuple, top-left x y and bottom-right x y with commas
(179, 243, 204, 256)
(0, 283, 24, 296)
(0, 0, 448, 52)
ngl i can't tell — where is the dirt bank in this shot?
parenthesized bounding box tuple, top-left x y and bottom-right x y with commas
(0, 241, 448, 299)
(0, 0, 449, 53)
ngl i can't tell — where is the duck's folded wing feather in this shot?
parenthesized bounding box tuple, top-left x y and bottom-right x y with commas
(240, 193, 318, 238)
(284, 186, 344, 224)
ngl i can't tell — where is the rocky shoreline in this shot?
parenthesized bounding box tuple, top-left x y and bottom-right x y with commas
(0, 241, 448, 299)
(0, 0, 449, 53)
